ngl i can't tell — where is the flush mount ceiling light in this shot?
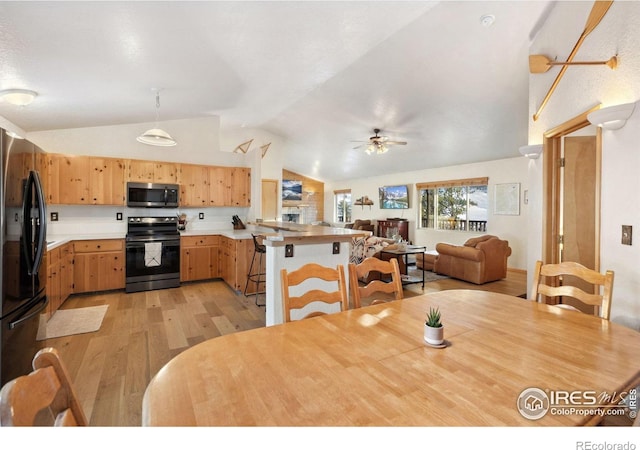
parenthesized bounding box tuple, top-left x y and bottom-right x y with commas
(587, 102, 636, 130)
(0, 89, 38, 106)
(519, 144, 543, 159)
(137, 90, 176, 147)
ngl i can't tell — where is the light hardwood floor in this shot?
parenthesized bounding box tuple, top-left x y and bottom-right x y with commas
(43, 270, 530, 426)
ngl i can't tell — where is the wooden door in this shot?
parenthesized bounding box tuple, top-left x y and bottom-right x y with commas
(261, 179, 278, 221)
(560, 135, 598, 313)
(230, 167, 251, 206)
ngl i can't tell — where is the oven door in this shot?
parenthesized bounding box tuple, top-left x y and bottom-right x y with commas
(125, 237, 180, 293)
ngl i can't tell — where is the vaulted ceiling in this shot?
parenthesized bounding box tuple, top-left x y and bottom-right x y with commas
(0, 1, 555, 182)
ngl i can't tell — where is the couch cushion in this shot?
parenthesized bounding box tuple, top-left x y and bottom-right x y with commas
(464, 235, 497, 247)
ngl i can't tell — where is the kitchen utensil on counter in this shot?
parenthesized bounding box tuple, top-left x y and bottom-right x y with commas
(232, 215, 246, 230)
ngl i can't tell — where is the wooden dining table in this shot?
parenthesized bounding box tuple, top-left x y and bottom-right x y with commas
(142, 289, 640, 426)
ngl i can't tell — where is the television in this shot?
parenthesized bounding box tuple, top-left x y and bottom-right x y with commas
(379, 185, 409, 209)
(282, 179, 303, 201)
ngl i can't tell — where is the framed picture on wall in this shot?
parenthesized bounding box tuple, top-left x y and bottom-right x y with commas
(282, 180, 303, 201)
(494, 183, 520, 215)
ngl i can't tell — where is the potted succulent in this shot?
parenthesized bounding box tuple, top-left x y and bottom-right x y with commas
(424, 306, 444, 346)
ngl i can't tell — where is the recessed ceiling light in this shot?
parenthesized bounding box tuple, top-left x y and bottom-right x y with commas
(0, 89, 38, 106)
(480, 14, 495, 27)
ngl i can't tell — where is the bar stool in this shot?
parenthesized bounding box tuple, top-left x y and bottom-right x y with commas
(244, 234, 266, 306)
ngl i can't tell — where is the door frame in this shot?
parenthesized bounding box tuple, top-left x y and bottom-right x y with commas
(542, 105, 602, 270)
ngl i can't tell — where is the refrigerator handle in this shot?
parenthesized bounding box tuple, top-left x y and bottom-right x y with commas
(20, 173, 35, 275)
(8, 295, 48, 330)
(31, 170, 47, 275)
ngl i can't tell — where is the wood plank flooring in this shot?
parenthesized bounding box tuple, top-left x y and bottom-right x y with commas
(41, 270, 532, 426)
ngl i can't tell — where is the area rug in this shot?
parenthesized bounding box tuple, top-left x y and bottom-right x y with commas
(408, 268, 449, 283)
(37, 305, 109, 341)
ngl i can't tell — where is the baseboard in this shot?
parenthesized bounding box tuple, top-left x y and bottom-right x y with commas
(507, 267, 526, 274)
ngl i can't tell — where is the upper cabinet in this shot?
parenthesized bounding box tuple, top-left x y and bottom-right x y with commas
(127, 159, 178, 183)
(46, 153, 250, 208)
(89, 157, 125, 205)
(47, 154, 125, 205)
(47, 154, 91, 204)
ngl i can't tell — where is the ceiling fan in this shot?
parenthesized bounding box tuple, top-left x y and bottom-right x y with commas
(352, 128, 407, 155)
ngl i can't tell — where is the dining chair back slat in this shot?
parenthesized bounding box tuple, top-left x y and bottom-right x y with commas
(348, 257, 403, 308)
(0, 347, 87, 426)
(281, 263, 348, 322)
(530, 260, 614, 320)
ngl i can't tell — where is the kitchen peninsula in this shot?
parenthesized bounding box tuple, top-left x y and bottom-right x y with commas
(251, 221, 369, 325)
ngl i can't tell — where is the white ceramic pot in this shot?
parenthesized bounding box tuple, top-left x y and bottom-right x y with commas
(424, 324, 444, 345)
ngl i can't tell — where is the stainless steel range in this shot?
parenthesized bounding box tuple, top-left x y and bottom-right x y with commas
(125, 216, 180, 293)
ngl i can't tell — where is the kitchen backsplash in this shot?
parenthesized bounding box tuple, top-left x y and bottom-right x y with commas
(46, 205, 249, 236)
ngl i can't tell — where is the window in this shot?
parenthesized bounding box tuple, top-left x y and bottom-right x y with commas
(334, 189, 352, 223)
(417, 177, 488, 232)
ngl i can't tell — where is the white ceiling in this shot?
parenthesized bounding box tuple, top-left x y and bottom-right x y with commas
(0, 1, 555, 182)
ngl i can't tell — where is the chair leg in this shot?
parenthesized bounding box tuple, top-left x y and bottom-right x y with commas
(255, 252, 265, 307)
(243, 250, 257, 296)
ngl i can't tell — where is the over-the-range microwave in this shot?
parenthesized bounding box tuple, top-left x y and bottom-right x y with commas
(127, 182, 179, 208)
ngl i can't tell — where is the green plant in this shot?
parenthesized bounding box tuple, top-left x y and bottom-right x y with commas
(425, 307, 442, 328)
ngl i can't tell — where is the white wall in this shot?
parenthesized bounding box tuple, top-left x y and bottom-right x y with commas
(325, 156, 530, 270)
(528, 1, 640, 329)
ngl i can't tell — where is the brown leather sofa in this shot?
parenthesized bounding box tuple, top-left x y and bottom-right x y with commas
(345, 219, 375, 233)
(434, 235, 512, 284)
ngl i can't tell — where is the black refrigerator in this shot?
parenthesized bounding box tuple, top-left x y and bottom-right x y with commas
(0, 127, 48, 386)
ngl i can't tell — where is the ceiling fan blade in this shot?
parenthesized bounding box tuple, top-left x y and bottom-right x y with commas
(352, 143, 366, 150)
(385, 140, 407, 146)
(533, 0, 613, 121)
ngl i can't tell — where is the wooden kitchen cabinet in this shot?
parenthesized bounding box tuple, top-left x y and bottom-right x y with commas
(179, 164, 210, 207)
(209, 166, 251, 207)
(220, 236, 254, 293)
(180, 235, 220, 282)
(89, 157, 125, 205)
(127, 159, 178, 183)
(47, 154, 125, 205)
(73, 239, 125, 293)
(47, 153, 91, 204)
(46, 247, 61, 319)
(46, 242, 73, 318)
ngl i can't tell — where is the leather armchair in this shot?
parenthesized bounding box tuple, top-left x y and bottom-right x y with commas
(434, 235, 512, 284)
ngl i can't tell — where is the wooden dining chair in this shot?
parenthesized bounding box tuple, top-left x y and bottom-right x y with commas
(348, 257, 403, 308)
(280, 263, 348, 322)
(530, 260, 614, 320)
(0, 347, 88, 426)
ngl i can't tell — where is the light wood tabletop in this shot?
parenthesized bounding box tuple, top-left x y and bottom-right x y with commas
(142, 289, 640, 426)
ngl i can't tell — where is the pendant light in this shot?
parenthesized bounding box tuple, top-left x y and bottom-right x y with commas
(137, 90, 176, 147)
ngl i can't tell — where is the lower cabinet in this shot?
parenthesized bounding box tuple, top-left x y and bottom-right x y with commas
(220, 236, 254, 293)
(46, 243, 74, 318)
(181, 235, 220, 282)
(73, 239, 125, 293)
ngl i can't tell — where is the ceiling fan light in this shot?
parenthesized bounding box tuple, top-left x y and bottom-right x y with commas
(0, 89, 38, 106)
(137, 128, 177, 146)
(519, 144, 543, 159)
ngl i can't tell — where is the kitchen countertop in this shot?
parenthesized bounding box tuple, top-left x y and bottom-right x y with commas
(45, 225, 279, 251)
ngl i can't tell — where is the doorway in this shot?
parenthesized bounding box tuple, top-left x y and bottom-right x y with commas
(542, 107, 602, 311)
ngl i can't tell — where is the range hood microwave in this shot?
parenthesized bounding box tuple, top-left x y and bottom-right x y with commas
(127, 182, 179, 208)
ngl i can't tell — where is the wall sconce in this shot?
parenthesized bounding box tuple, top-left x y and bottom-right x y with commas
(587, 102, 636, 130)
(519, 144, 543, 159)
(233, 139, 253, 154)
